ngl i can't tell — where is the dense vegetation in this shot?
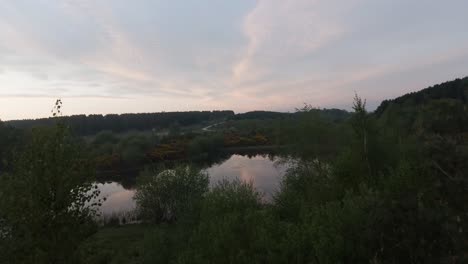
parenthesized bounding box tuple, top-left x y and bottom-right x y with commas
(6, 110, 235, 136)
(375, 76, 468, 117)
(1, 77, 467, 263)
(0, 121, 101, 263)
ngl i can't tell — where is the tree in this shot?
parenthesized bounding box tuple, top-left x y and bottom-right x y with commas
(351, 94, 372, 177)
(0, 121, 100, 263)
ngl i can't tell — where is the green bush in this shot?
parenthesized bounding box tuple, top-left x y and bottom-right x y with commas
(0, 124, 100, 264)
(188, 133, 224, 160)
(178, 179, 275, 264)
(135, 165, 209, 224)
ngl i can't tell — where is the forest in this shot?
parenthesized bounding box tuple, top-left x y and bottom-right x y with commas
(6, 110, 235, 136)
(0, 76, 467, 263)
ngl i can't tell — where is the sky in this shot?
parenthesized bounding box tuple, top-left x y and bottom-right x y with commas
(0, 0, 468, 120)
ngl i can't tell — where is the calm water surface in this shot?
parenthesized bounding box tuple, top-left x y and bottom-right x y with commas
(95, 182, 136, 215)
(95, 154, 288, 216)
(206, 154, 287, 197)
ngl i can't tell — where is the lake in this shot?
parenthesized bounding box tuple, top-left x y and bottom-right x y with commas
(95, 154, 288, 216)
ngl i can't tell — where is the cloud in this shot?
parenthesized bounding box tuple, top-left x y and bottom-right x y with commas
(0, 0, 252, 101)
(232, 0, 362, 84)
(0, 0, 468, 120)
(226, 0, 468, 110)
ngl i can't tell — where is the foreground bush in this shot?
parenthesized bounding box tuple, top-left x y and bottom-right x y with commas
(181, 179, 266, 263)
(140, 178, 284, 264)
(0, 124, 100, 264)
(135, 165, 209, 224)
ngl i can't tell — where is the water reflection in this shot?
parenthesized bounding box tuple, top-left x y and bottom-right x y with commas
(95, 154, 287, 216)
(205, 154, 287, 199)
(94, 182, 136, 215)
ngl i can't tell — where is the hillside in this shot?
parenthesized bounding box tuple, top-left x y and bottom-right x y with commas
(374, 76, 468, 135)
(6, 111, 235, 136)
(375, 77, 468, 115)
(230, 109, 351, 122)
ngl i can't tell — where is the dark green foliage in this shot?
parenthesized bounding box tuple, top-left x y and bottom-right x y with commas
(272, 93, 468, 263)
(7, 110, 235, 136)
(230, 109, 350, 122)
(289, 191, 376, 264)
(181, 180, 271, 264)
(87, 82, 468, 263)
(135, 165, 209, 224)
(141, 224, 187, 264)
(5, 77, 468, 263)
(92, 130, 120, 146)
(89, 130, 162, 174)
(375, 76, 468, 117)
(0, 123, 100, 264)
(187, 133, 224, 160)
(375, 76, 468, 136)
(276, 105, 349, 159)
(311, 108, 351, 122)
(229, 111, 291, 120)
(274, 159, 338, 220)
(0, 121, 22, 171)
(117, 134, 153, 165)
(138, 179, 282, 264)
(78, 225, 149, 264)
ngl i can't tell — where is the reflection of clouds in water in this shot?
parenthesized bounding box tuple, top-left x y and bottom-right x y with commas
(101, 190, 136, 215)
(206, 154, 287, 199)
(95, 154, 288, 214)
(95, 182, 135, 215)
(239, 167, 253, 183)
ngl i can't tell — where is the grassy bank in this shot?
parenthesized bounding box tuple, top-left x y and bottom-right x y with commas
(78, 224, 150, 264)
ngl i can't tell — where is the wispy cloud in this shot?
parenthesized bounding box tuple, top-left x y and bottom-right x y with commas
(0, 0, 467, 120)
(232, 0, 347, 84)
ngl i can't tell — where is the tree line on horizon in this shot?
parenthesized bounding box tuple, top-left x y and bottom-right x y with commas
(5, 110, 235, 136)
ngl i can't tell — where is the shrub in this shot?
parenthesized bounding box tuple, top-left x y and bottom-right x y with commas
(0, 124, 100, 264)
(135, 165, 209, 224)
(180, 179, 272, 264)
